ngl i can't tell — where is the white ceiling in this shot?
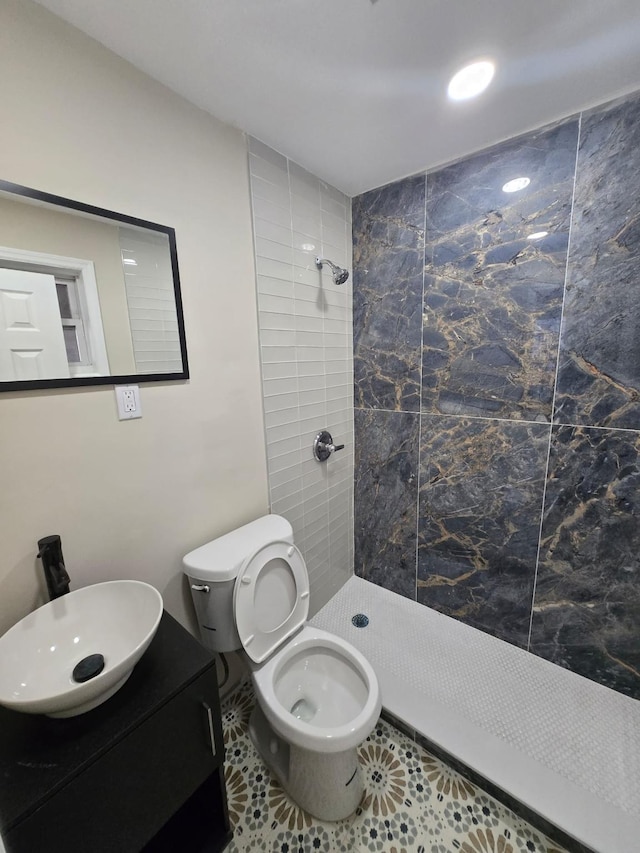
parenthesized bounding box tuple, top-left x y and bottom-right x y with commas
(35, 0, 640, 196)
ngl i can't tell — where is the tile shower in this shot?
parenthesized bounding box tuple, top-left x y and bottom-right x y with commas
(353, 90, 640, 700)
(247, 137, 354, 614)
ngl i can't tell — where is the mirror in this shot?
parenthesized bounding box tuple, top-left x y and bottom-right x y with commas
(0, 180, 188, 391)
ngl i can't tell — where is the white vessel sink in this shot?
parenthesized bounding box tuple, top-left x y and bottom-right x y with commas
(0, 580, 163, 718)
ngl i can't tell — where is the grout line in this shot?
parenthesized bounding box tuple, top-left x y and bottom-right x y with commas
(552, 421, 640, 435)
(526, 422, 554, 652)
(548, 112, 582, 431)
(352, 404, 640, 438)
(347, 201, 356, 582)
(283, 152, 311, 544)
(526, 111, 583, 652)
(354, 406, 543, 426)
(414, 172, 428, 602)
(246, 138, 276, 514)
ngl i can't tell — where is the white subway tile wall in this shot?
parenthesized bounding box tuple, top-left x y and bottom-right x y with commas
(120, 227, 182, 374)
(248, 137, 354, 614)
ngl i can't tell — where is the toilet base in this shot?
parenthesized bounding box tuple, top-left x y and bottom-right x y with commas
(248, 703, 364, 822)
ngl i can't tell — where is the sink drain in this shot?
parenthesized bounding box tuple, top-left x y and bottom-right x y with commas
(351, 613, 369, 628)
(72, 654, 105, 683)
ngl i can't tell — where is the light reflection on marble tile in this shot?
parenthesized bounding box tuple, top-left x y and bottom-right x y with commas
(423, 119, 579, 421)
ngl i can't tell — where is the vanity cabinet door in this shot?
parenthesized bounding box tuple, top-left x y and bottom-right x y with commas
(6, 667, 223, 853)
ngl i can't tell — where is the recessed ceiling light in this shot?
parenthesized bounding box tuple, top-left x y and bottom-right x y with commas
(527, 231, 548, 241)
(502, 177, 530, 193)
(447, 60, 495, 101)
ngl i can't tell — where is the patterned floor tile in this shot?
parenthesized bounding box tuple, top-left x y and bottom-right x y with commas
(221, 682, 567, 853)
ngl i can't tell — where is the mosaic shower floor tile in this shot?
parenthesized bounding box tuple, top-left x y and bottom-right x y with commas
(221, 681, 568, 853)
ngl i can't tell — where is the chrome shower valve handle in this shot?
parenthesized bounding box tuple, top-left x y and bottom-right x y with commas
(313, 430, 345, 462)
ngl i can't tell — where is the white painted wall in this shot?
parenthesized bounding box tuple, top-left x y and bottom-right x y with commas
(248, 138, 353, 614)
(0, 0, 269, 635)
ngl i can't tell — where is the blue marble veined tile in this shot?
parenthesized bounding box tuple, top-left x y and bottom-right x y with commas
(353, 175, 425, 412)
(423, 119, 578, 421)
(530, 425, 640, 699)
(554, 92, 640, 429)
(354, 408, 419, 599)
(417, 415, 549, 647)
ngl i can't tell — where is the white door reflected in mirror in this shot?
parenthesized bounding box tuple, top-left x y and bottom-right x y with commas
(0, 268, 70, 381)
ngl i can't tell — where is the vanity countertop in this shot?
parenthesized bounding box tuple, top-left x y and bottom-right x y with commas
(0, 610, 216, 834)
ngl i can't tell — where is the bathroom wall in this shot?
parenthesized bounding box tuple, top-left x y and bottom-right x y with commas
(0, 0, 269, 635)
(247, 138, 353, 614)
(353, 90, 640, 699)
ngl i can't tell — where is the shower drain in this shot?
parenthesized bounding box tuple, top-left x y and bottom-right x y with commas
(351, 613, 369, 628)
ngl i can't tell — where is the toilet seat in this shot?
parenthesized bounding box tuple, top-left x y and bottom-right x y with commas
(234, 540, 309, 663)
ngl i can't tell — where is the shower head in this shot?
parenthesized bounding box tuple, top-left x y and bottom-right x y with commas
(315, 257, 349, 285)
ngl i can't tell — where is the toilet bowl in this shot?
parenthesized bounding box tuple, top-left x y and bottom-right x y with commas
(253, 624, 379, 753)
(183, 514, 381, 821)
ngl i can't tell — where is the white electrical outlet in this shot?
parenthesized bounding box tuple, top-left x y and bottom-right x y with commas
(115, 385, 142, 420)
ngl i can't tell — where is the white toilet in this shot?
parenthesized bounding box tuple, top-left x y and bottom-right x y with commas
(183, 514, 381, 821)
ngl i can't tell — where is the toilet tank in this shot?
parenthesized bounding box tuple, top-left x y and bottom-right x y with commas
(183, 514, 294, 653)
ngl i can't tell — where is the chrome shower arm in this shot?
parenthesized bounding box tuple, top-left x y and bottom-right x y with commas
(315, 256, 339, 272)
(315, 256, 349, 285)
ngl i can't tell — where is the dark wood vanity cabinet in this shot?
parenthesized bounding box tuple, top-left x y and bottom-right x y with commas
(0, 612, 232, 853)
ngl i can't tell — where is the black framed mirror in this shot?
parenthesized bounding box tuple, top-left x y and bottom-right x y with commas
(0, 179, 188, 391)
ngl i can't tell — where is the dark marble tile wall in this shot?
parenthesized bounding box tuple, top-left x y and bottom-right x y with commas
(530, 426, 640, 699)
(354, 408, 419, 600)
(353, 89, 640, 700)
(353, 175, 425, 412)
(417, 415, 549, 647)
(554, 94, 640, 430)
(424, 120, 578, 422)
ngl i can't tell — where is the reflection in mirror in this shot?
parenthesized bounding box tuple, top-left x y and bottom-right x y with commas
(0, 181, 188, 391)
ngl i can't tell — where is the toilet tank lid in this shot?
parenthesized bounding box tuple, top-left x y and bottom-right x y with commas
(182, 514, 294, 582)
